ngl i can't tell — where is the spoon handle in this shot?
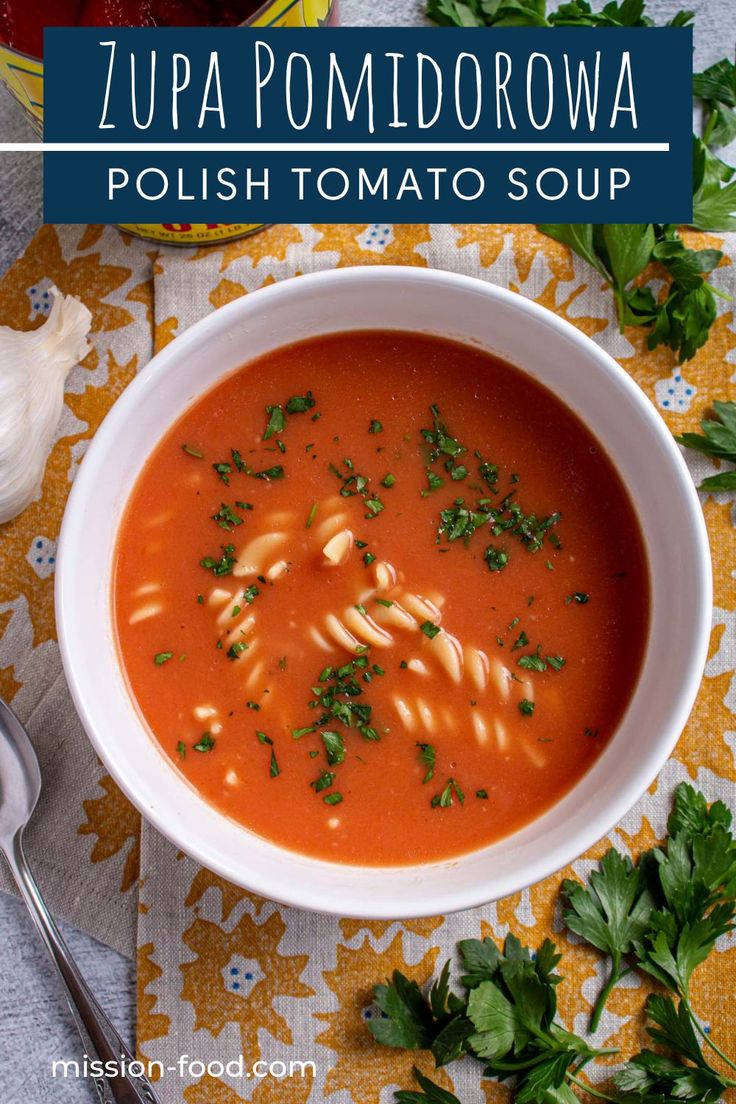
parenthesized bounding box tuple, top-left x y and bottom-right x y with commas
(5, 831, 160, 1104)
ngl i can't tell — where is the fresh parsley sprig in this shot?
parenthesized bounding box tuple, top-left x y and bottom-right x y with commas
(694, 57, 736, 151)
(426, 0, 736, 363)
(676, 399, 736, 492)
(370, 935, 615, 1103)
(425, 0, 693, 29)
(562, 849, 653, 1031)
(538, 222, 725, 363)
(614, 994, 736, 1103)
(563, 784, 736, 1062)
(371, 784, 736, 1104)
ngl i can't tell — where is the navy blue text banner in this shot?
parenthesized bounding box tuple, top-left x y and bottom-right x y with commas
(43, 26, 693, 224)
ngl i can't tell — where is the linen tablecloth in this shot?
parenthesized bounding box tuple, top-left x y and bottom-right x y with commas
(1, 221, 735, 1103)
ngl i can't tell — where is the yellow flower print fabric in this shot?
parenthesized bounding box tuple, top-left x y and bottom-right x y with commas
(0, 221, 734, 1102)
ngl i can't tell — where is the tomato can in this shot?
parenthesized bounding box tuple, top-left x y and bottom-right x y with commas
(0, 0, 339, 246)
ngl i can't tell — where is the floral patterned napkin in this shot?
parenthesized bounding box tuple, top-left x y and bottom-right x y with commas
(1, 222, 735, 1103)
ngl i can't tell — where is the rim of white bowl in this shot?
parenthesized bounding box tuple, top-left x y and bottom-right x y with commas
(56, 265, 712, 918)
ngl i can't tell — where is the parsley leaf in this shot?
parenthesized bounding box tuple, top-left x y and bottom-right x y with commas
(563, 849, 654, 1029)
(417, 742, 436, 783)
(694, 58, 736, 148)
(615, 995, 734, 1103)
(676, 400, 736, 491)
(371, 973, 435, 1049)
(394, 1069, 461, 1104)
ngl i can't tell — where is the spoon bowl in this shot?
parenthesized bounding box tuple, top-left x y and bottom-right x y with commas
(0, 698, 41, 841)
(0, 696, 160, 1104)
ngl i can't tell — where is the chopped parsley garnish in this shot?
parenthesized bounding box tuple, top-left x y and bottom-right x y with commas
(246, 701, 260, 711)
(381, 473, 396, 488)
(449, 463, 468, 481)
(489, 499, 562, 553)
(226, 641, 248, 660)
(368, 419, 383, 434)
(511, 631, 529, 652)
(262, 392, 315, 444)
(363, 552, 376, 566)
(201, 544, 236, 576)
(478, 457, 499, 489)
(211, 503, 244, 531)
(438, 503, 486, 542)
(324, 792, 343, 805)
(322, 730, 345, 765)
(176, 741, 186, 759)
(566, 592, 590, 605)
(306, 502, 318, 528)
(417, 742, 436, 783)
(182, 443, 203, 459)
(212, 461, 232, 485)
(256, 731, 272, 745)
(269, 749, 280, 778)
(423, 470, 444, 495)
(278, 656, 287, 671)
(519, 699, 535, 716)
(154, 652, 173, 666)
(329, 460, 385, 520)
(484, 546, 509, 572)
(234, 500, 253, 511)
(421, 405, 466, 461)
(312, 770, 336, 792)
(292, 726, 316, 739)
(420, 621, 441, 640)
(196, 594, 204, 604)
(243, 584, 259, 604)
(518, 649, 547, 672)
(193, 732, 215, 752)
(355, 540, 368, 549)
(375, 598, 393, 608)
(254, 465, 284, 481)
(286, 392, 316, 414)
(431, 777, 465, 808)
(476, 789, 488, 799)
(517, 648, 566, 673)
(263, 405, 286, 440)
(313, 657, 376, 733)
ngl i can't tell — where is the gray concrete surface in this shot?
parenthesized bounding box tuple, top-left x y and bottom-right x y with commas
(0, 1, 733, 1100)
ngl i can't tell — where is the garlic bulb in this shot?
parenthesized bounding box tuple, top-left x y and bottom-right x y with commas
(0, 288, 92, 525)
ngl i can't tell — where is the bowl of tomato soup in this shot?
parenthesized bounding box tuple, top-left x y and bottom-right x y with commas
(56, 267, 711, 917)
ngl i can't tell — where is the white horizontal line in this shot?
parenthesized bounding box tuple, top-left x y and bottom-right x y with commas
(1, 141, 669, 153)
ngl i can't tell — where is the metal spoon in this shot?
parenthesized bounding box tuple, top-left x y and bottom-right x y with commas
(0, 697, 160, 1104)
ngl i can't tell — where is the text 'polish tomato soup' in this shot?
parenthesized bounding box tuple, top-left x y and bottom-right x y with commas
(113, 331, 650, 866)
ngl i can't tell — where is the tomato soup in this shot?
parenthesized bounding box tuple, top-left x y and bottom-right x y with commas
(113, 331, 649, 866)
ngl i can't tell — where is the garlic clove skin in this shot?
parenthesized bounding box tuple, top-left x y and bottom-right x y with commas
(0, 287, 92, 525)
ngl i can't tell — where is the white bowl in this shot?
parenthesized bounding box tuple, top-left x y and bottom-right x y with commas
(56, 266, 711, 918)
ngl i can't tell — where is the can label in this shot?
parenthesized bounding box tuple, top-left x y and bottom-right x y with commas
(119, 223, 267, 245)
(0, 42, 43, 130)
(0, 0, 338, 132)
